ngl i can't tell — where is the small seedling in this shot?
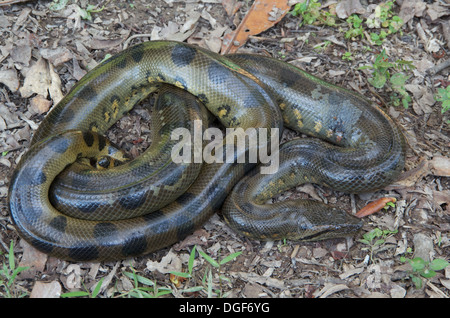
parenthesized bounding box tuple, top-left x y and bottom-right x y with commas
(359, 228, 398, 263)
(0, 241, 29, 298)
(61, 277, 104, 298)
(400, 256, 449, 289)
(78, 4, 105, 21)
(171, 245, 242, 298)
(291, 0, 335, 27)
(120, 267, 172, 298)
(345, 15, 364, 39)
(359, 50, 414, 108)
(342, 51, 353, 61)
(435, 86, 450, 114)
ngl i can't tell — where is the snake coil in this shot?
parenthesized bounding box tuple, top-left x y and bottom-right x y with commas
(8, 41, 406, 261)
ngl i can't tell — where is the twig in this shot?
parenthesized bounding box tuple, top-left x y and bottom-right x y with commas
(426, 58, 450, 76)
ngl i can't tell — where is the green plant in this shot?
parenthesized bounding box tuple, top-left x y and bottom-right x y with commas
(61, 277, 104, 298)
(291, 0, 335, 27)
(366, 1, 403, 45)
(345, 14, 364, 39)
(171, 245, 242, 298)
(342, 51, 353, 61)
(0, 241, 29, 298)
(49, 0, 69, 11)
(313, 40, 331, 52)
(383, 200, 396, 210)
(78, 4, 105, 21)
(359, 228, 398, 263)
(400, 257, 449, 289)
(359, 50, 415, 108)
(49, 0, 104, 21)
(435, 86, 450, 114)
(119, 267, 172, 298)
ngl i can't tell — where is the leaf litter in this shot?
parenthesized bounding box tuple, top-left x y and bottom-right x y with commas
(0, 0, 449, 298)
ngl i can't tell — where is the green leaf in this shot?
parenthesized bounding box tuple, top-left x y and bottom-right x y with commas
(420, 269, 436, 279)
(390, 73, 408, 86)
(91, 278, 104, 298)
(198, 249, 219, 268)
(61, 291, 90, 298)
(409, 257, 426, 271)
(429, 259, 449, 271)
(411, 275, 422, 289)
(180, 286, 204, 293)
(123, 271, 155, 286)
(373, 239, 385, 247)
(170, 271, 191, 278)
(8, 241, 15, 272)
(188, 246, 196, 274)
(368, 72, 387, 88)
(220, 251, 242, 265)
(49, 0, 69, 11)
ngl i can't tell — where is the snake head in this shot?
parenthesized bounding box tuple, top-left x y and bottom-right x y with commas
(295, 205, 363, 241)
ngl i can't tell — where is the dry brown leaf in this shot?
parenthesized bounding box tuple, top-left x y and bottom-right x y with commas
(433, 190, 450, 207)
(399, 0, 426, 25)
(39, 47, 73, 66)
(387, 158, 429, 189)
(429, 156, 450, 177)
(314, 283, 349, 298)
(29, 94, 52, 115)
(19, 58, 51, 98)
(0, 68, 19, 92)
(19, 57, 63, 105)
(335, 0, 365, 19)
(10, 44, 31, 66)
(30, 281, 62, 298)
(427, 2, 450, 21)
(221, 0, 242, 16)
(87, 31, 131, 50)
(221, 0, 290, 54)
(146, 249, 182, 274)
(18, 240, 48, 279)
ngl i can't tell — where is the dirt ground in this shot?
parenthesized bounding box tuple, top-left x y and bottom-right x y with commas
(0, 0, 449, 298)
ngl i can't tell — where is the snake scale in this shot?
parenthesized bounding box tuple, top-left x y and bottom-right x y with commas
(8, 41, 406, 261)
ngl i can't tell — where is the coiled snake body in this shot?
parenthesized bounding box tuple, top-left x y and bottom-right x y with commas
(8, 41, 406, 261)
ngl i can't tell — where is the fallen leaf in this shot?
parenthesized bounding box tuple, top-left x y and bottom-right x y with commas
(230, 271, 285, 289)
(18, 239, 48, 279)
(0, 68, 19, 92)
(387, 157, 429, 190)
(87, 31, 130, 50)
(146, 249, 182, 274)
(221, 0, 291, 54)
(19, 58, 51, 98)
(433, 190, 450, 208)
(426, 2, 450, 21)
(19, 57, 63, 104)
(399, 0, 426, 25)
(356, 197, 396, 218)
(221, 0, 242, 16)
(30, 281, 62, 298)
(314, 283, 349, 298)
(30, 94, 52, 114)
(429, 156, 450, 177)
(335, 0, 365, 19)
(10, 44, 32, 66)
(39, 47, 73, 66)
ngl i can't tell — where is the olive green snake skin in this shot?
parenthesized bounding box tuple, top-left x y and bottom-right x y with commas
(8, 41, 406, 261)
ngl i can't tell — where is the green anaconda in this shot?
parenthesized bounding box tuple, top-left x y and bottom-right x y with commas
(8, 41, 406, 261)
